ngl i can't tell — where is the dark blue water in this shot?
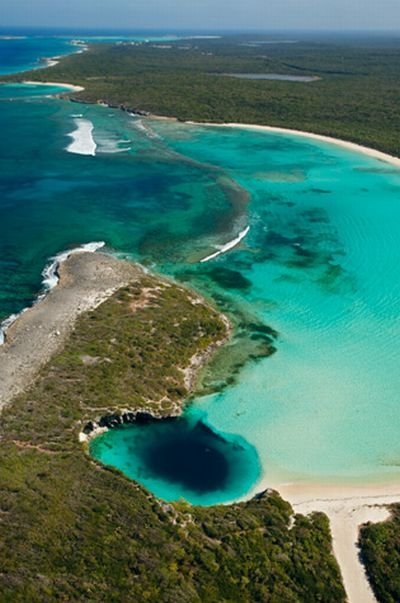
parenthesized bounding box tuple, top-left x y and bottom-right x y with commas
(90, 416, 261, 504)
(0, 34, 78, 75)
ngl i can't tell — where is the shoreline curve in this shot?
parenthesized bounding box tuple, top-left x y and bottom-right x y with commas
(22, 80, 85, 93)
(187, 121, 400, 168)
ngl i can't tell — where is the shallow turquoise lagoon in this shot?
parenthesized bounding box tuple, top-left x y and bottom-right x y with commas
(1, 80, 400, 504)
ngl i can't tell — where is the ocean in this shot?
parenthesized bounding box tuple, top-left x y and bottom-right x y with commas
(1, 34, 400, 505)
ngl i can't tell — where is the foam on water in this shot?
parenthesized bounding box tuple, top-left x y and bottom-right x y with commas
(66, 118, 97, 156)
(133, 118, 162, 140)
(95, 133, 132, 154)
(200, 226, 250, 262)
(41, 241, 106, 291)
(0, 242, 105, 346)
(0, 312, 23, 345)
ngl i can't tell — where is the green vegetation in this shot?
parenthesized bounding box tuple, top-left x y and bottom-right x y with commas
(359, 505, 400, 603)
(4, 33, 400, 155)
(0, 274, 345, 602)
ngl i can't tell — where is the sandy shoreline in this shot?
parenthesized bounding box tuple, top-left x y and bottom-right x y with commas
(282, 485, 400, 603)
(22, 80, 85, 93)
(188, 121, 400, 168)
(179, 118, 400, 601)
(0, 252, 141, 410)
(16, 39, 400, 170)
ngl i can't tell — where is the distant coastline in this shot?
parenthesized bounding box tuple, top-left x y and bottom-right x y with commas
(8, 40, 400, 170)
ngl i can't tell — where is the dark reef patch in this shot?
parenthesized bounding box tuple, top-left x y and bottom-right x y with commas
(172, 268, 278, 395)
(178, 266, 251, 291)
(301, 208, 330, 224)
(264, 230, 301, 247)
(310, 188, 332, 194)
(205, 266, 252, 290)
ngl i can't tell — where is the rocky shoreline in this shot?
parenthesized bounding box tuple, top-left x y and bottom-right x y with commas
(0, 244, 232, 443)
(81, 410, 179, 443)
(70, 96, 153, 118)
(0, 252, 142, 410)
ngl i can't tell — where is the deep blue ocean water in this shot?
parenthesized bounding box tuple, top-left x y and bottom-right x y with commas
(0, 35, 78, 75)
(1, 35, 400, 504)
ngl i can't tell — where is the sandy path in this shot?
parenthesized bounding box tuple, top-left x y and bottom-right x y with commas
(276, 484, 400, 603)
(0, 252, 141, 409)
(327, 503, 389, 603)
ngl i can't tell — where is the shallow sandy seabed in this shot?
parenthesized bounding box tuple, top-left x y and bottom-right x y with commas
(190, 122, 400, 168)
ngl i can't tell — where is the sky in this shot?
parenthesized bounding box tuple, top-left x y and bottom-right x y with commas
(1, 0, 400, 31)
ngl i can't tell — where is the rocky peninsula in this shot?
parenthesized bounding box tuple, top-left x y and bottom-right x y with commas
(0, 251, 141, 410)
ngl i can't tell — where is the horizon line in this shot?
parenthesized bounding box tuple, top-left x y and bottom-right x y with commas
(1, 25, 400, 34)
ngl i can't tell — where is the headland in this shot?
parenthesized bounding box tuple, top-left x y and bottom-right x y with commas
(0, 251, 141, 409)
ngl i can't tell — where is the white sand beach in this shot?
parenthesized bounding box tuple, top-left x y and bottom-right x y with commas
(2, 83, 400, 598)
(190, 122, 400, 168)
(185, 118, 400, 602)
(22, 80, 85, 93)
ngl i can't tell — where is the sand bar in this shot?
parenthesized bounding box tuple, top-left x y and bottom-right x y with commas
(189, 122, 400, 168)
(0, 252, 141, 410)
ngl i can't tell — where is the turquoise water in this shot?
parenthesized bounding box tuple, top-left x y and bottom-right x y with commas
(1, 41, 400, 503)
(90, 415, 261, 505)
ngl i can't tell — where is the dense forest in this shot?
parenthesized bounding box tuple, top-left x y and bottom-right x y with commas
(359, 505, 400, 603)
(3, 32, 400, 155)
